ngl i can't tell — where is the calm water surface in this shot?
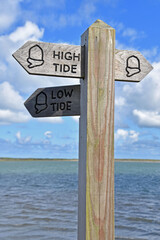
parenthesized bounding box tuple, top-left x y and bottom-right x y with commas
(0, 160, 160, 240)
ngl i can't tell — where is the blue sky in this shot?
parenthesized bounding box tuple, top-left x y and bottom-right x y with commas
(0, 0, 160, 159)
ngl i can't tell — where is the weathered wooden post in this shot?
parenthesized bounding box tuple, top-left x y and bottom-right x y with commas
(13, 19, 153, 240)
(78, 20, 115, 240)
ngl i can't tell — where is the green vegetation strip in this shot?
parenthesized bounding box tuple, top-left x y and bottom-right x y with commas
(0, 158, 160, 162)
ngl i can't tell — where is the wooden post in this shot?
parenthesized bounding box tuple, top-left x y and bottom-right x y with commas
(78, 20, 115, 240)
(13, 18, 153, 240)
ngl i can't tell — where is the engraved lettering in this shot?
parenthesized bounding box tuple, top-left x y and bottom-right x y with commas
(50, 101, 72, 112)
(65, 52, 72, 60)
(63, 64, 70, 72)
(57, 90, 63, 99)
(51, 102, 57, 111)
(64, 89, 73, 98)
(73, 53, 80, 61)
(51, 91, 56, 99)
(53, 51, 61, 59)
(66, 101, 72, 110)
(71, 65, 77, 73)
(60, 64, 63, 72)
(60, 102, 65, 110)
(53, 63, 59, 71)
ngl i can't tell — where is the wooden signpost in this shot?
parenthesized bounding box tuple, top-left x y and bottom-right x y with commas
(13, 20, 153, 240)
(13, 41, 85, 78)
(24, 85, 80, 117)
(13, 41, 152, 82)
(115, 49, 153, 82)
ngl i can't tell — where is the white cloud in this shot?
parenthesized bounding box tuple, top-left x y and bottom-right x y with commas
(0, 21, 78, 125)
(122, 28, 137, 38)
(0, 81, 31, 125)
(129, 130, 139, 142)
(72, 116, 80, 122)
(110, 21, 124, 33)
(142, 47, 159, 60)
(48, 1, 96, 29)
(115, 39, 136, 51)
(0, 0, 21, 32)
(0, 21, 44, 64)
(0, 21, 46, 103)
(122, 28, 145, 41)
(79, 2, 96, 21)
(9, 21, 44, 43)
(0, 82, 24, 111)
(0, 109, 30, 125)
(115, 129, 139, 143)
(122, 61, 160, 112)
(16, 131, 21, 140)
(16, 131, 31, 144)
(112, 21, 145, 42)
(0, 20, 79, 94)
(44, 131, 52, 138)
(114, 60, 160, 128)
(133, 110, 160, 127)
(0, 21, 45, 80)
(38, 118, 63, 123)
(115, 129, 128, 140)
(115, 96, 126, 107)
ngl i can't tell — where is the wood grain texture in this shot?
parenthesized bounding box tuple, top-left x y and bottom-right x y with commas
(13, 41, 84, 78)
(78, 19, 115, 240)
(13, 41, 153, 82)
(24, 85, 80, 117)
(78, 29, 88, 240)
(115, 49, 153, 82)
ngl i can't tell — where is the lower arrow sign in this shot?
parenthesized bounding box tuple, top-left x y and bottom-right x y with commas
(24, 85, 80, 117)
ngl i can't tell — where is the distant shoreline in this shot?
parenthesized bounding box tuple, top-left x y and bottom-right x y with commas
(0, 158, 78, 162)
(0, 158, 160, 163)
(115, 159, 160, 163)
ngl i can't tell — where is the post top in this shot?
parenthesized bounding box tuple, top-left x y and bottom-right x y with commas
(89, 19, 114, 30)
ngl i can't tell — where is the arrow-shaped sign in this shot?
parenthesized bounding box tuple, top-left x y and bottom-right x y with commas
(24, 85, 80, 117)
(13, 41, 153, 82)
(13, 41, 84, 79)
(115, 49, 153, 82)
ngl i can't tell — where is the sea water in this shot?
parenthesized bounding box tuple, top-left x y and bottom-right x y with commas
(115, 162, 160, 240)
(0, 160, 160, 240)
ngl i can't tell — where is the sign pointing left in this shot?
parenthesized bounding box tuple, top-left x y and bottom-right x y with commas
(24, 85, 80, 117)
(13, 41, 84, 78)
